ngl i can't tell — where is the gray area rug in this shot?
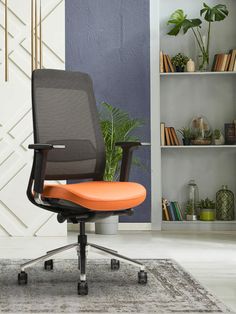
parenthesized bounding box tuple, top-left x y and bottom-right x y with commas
(0, 259, 231, 313)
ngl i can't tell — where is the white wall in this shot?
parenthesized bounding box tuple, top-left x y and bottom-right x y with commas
(0, 0, 66, 236)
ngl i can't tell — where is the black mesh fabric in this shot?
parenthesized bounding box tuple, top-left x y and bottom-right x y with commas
(32, 69, 106, 180)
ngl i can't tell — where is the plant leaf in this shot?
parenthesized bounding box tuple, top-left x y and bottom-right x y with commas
(200, 3, 228, 22)
(167, 10, 202, 36)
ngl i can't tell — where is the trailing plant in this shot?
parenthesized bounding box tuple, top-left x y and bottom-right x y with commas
(198, 198, 215, 209)
(99, 102, 144, 182)
(167, 3, 229, 70)
(171, 53, 189, 70)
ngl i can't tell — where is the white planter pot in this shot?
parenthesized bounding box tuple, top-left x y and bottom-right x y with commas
(95, 216, 118, 235)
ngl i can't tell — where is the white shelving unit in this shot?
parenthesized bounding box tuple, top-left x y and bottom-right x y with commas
(161, 71, 236, 76)
(150, 0, 236, 231)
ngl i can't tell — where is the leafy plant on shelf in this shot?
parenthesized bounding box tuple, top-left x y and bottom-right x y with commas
(185, 201, 195, 216)
(177, 127, 192, 145)
(171, 53, 189, 72)
(213, 129, 221, 140)
(198, 198, 215, 209)
(99, 102, 144, 182)
(167, 3, 229, 71)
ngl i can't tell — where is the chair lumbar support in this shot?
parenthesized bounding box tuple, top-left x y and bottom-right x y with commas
(17, 222, 147, 294)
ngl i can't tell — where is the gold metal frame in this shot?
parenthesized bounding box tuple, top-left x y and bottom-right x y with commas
(5, 0, 8, 81)
(31, 0, 43, 73)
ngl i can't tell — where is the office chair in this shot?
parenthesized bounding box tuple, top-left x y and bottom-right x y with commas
(18, 69, 149, 295)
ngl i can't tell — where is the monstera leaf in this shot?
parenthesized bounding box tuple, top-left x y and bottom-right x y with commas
(200, 3, 228, 22)
(167, 9, 202, 36)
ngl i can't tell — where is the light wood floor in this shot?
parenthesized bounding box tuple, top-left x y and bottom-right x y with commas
(0, 230, 236, 312)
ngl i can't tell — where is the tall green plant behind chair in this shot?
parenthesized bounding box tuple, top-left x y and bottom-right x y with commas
(99, 102, 144, 182)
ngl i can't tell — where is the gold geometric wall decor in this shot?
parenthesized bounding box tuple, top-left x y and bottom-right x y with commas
(3, 0, 43, 81)
(0, 0, 65, 237)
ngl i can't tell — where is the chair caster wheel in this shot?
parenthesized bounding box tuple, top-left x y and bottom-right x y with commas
(78, 281, 88, 295)
(111, 259, 120, 270)
(18, 271, 28, 285)
(44, 259, 53, 271)
(138, 270, 147, 284)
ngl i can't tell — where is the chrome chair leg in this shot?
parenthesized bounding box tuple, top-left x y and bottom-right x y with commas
(88, 243, 145, 271)
(20, 243, 79, 272)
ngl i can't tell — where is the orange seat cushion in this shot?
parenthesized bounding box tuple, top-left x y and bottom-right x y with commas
(42, 181, 146, 211)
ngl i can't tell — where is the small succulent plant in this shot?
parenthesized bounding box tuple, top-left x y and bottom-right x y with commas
(171, 53, 189, 69)
(198, 198, 215, 209)
(213, 129, 221, 140)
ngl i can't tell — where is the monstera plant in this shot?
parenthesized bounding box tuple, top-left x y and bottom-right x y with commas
(167, 3, 229, 71)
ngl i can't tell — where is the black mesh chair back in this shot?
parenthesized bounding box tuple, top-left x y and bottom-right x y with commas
(32, 69, 106, 181)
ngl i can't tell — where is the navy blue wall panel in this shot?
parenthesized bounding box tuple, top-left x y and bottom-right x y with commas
(65, 0, 150, 222)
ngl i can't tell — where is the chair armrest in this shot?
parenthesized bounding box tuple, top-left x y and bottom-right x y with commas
(28, 144, 66, 150)
(29, 143, 65, 194)
(115, 142, 151, 182)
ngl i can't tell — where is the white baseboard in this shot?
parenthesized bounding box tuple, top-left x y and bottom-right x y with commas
(68, 223, 151, 232)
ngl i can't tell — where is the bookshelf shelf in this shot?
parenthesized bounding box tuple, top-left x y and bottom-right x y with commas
(161, 145, 236, 149)
(162, 220, 236, 232)
(160, 71, 236, 76)
(150, 0, 236, 231)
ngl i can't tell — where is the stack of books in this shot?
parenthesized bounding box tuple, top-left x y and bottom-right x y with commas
(212, 49, 236, 72)
(162, 199, 183, 221)
(160, 123, 180, 146)
(160, 51, 174, 73)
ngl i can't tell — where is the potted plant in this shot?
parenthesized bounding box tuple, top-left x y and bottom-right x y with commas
(167, 3, 229, 71)
(185, 201, 198, 221)
(198, 198, 216, 221)
(171, 53, 189, 72)
(213, 129, 225, 145)
(178, 127, 192, 145)
(95, 102, 144, 235)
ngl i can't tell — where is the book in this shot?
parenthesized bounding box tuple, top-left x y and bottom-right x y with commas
(172, 202, 182, 221)
(160, 123, 165, 146)
(225, 54, 231, 71)
(169, 202, 177, 220)
(216, 54, 224, 71)
(174, 202, 183, 220)
(165, 127, 170, 146)
(167, 202, 175, 220)
(166, 55, 174, 73)
(168, 127, 175, 145)
(228, 49, 236, 71)
(212, 54, 218, 71)
(162, 199, 170, 221)
(170, 127, 180, 146)
(220, 54, 228, 71)
(160, 51, 164, 73)
(163, 54, 169, 73)
(234, 58, 236, 71)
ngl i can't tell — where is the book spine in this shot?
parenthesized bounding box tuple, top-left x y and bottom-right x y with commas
(169, 202, 177, 221)
(166, 203, 174, 220)
(166, 55, 174, 73)
(173, 202, 181, 221)
(170, 127, 180, 146)
(163, 54, 169, 73)
(165, 127, 170, 146)
(160, 123, 165, 146)
(168, 127, 174, 145)
(175, 202, 183, 220)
